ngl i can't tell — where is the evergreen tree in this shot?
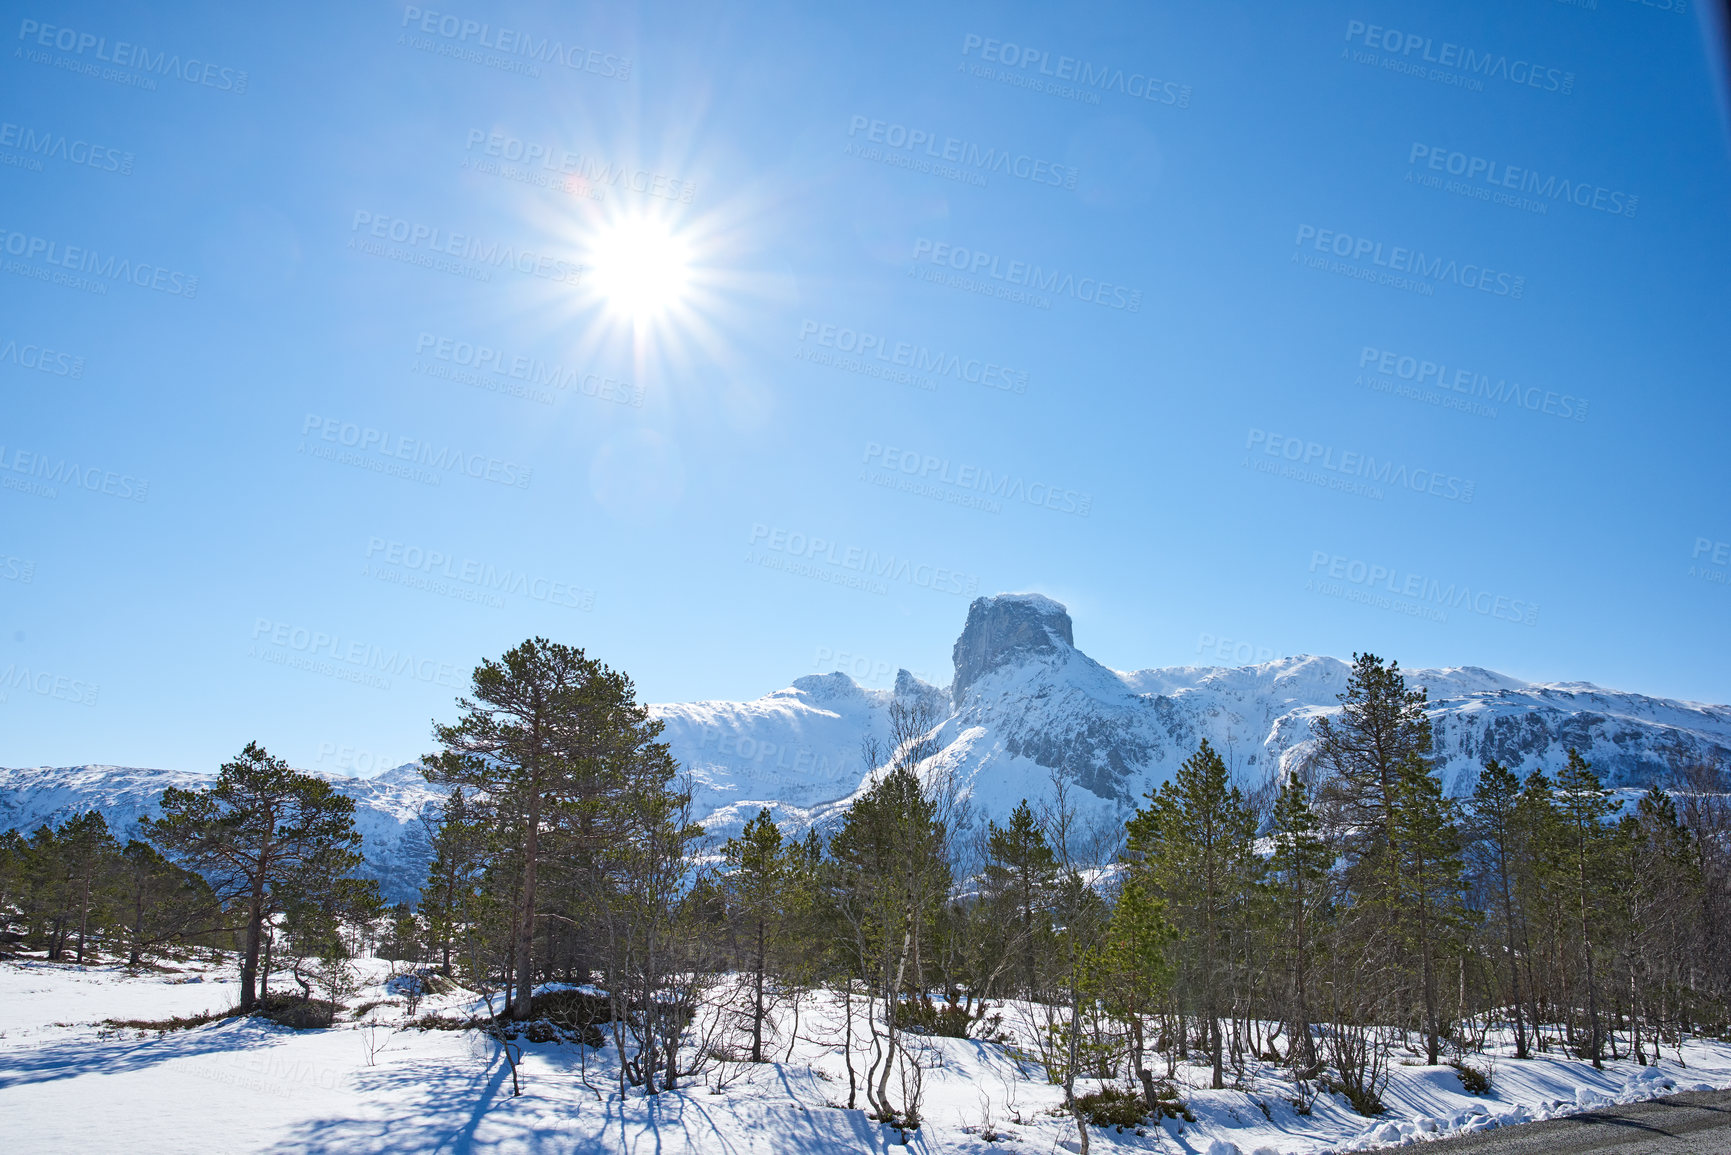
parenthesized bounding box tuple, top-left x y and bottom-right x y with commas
(1311, 653, 1443, 1059)
(1469, 760, 1532, 1058)
(119, 838, 222, 966)
(1084, 873, 1173, 1108)
(1312, 652, 1434, 858)
(145, 741, 364, 1010)
(828, 761, 950, 1125)
(1554, 748, 1616, 1067)
(722, 808, 798, 1062)
(381, 901, 420, 962)
(1129, 738, 1259, 1089)
(1268, 776, 1330, 1070)
(426, 637, 671, 1020)
(1389, 751, 1469, 1065)
(983, 799, 1058, 997)
(419, 787, 487, 976)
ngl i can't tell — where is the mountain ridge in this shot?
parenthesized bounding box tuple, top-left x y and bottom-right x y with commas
(6, 593, 1728, 901)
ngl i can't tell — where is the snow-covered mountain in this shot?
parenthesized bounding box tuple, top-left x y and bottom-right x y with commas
(6, 592, 1729, 894)
(0, 763, 443, 903)
(660, 593, 1731, 838)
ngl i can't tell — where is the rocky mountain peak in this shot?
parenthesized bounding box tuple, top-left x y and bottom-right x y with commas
(951, 593, 1075, 705)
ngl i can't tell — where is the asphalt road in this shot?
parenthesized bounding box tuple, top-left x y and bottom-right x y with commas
(1416, 1089, 1731, 1154)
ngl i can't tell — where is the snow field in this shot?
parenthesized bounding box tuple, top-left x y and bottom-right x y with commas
(2, 957, 1729, 1153)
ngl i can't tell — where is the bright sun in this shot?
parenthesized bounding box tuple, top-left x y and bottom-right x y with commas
(584, 215, 694, 324)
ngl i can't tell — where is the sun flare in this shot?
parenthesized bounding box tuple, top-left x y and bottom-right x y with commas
(584, 215, 694, 325)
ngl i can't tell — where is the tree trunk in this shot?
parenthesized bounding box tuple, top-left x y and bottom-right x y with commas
(240, 882, 265, 1010)
(130, 885, 146, 966)
(513, 793, 541, 1020)
(874, 915, 914, 1118)
(76, 877, 90, 964)
(844, 979, 857, 1109)
(1579, 849, 1602, 1068)
(751, 917, 765, 1063)
(1066, 963, 1089, 1155)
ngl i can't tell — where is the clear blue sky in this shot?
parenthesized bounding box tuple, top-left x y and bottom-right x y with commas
(3, 0, 1729, 775)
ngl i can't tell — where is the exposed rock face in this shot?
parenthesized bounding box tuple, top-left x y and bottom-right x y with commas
(951, 593, 1075, 706)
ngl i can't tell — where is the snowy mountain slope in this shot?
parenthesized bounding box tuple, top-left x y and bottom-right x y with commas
(0, 763, 443, 903)
(657, 593, 1731, 837)
(5, 592, 1729, 885)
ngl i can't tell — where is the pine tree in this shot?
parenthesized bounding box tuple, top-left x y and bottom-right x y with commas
(1312, 652, 1434, 857)
(1085, 873, 1173, 1107)
(420, 787, 487, 977)
(145, 741, 363, 1010)
(119, 838, 222, 966)
(49, 811, 119, 964)
(426, 637, 671, 1020)
(828, 761, 950, 1125)
(1469, 760, 1532, 1058)
(722, 808, 795, 1062)
(1311, 653, 1439, 1053)
(1129, 738, 1259, 1089)
(1512, 769, 1564, 1053)
(381, 902, 420, 962)
(1555, 748, 1616, 1067)
(1389, 752, 1469, 1065)
(983, 799, 1057, 997)
(1269, 776, 1330, 1071)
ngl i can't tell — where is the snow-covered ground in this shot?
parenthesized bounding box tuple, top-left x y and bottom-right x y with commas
(3, 956, 1728, 1154)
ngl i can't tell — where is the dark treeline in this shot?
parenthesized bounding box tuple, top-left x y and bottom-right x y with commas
(0, 741, 389, 1021)
(4, 642, 1729, 1140)
(398, 643, 1731, 1138)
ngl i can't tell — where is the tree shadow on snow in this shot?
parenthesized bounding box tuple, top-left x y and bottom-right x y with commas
(0, 1016, 302, 1091)
(263, 1040, 899, 1155)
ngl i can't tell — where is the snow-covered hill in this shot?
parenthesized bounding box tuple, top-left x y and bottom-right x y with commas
(6, 592, 1729, 889)
(664, 593, 1731, 839)
(0, 763, 443, 903)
